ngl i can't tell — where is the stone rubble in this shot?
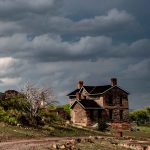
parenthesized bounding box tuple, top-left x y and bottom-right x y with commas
(51, 136, 150, 150)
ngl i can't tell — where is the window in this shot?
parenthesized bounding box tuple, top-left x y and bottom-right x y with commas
(109, 109, 113, 120)
(120, 110, 123, 120)
(90, 110, 94, 120)
(98, 110, 102, 118)
(108, 96, 113, 104)
(106, 95, 113, 105)
(120, 96, 123, 105)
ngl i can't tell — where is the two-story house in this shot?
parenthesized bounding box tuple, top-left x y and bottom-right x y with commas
(67, 78, 129, 127)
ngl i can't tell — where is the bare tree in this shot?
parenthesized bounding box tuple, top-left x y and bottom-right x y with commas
(21, 82, 57, 121)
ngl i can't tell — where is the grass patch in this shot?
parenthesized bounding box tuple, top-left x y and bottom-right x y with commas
(109, 126, 150, 139)
(124, 126, 150, 139)
(0, 124, 105, 141)
(47, 124, 105, 137)
(76, 140, 131, 150)
(0, 125, 50, 141)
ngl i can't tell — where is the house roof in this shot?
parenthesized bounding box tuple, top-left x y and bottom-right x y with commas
(83, 85, 112, 94)
(67, 89, 80, 96)
(70, 99, 103, 109)
(88, 85, 129, 95)
(67, 84, 129, 96)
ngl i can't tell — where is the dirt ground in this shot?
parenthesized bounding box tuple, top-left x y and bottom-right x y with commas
(0, 137, 71, 150)
(0, 136, 150, 150)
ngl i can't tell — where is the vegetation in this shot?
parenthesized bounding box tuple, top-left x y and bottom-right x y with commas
(129, 106, 150, 125)
(20, 82, 57, 126)
(76, 139, 131, 150)
(0, 124, 105, 141)
(97, 118, 108, 131)
(124, 126, 150, 139)
(0, 83, 67, 127)
(57, 104, 71, 120)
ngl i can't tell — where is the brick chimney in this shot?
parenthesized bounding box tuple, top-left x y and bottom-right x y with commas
(76, 92, 81, 100)
(77, 80, 83, 89)
(111, 78, 117, 86)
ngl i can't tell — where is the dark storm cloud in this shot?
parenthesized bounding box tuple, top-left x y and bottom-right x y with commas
(0, 0, 62, 19)
(0, 34, 150, 62)
(0, 8, 136, 37)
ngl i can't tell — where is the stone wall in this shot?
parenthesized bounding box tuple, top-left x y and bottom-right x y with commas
(102, 87, 129, 123)
(123, 109, 129, 122)
(103, 108, 129, 123)
(71, 103, 87, 126)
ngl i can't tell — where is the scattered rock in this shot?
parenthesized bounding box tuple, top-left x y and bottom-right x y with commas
(94, 136, 98, 140)
(58, 144, 65, 149)
(75, 138, 82, 143)
(52, 144, 57, 149)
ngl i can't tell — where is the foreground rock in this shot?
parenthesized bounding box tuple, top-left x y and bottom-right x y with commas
(51, 136, 150, 150)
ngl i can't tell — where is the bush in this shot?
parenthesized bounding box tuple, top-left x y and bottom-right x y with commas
(0, 106, 7, 121)
(97, 118, 108, 131)
(62, 104, 71, 120)
(38, 108, 63, 126)
(129, 109, 149, 125)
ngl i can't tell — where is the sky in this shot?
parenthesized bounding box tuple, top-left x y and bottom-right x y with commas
(0, 0, 150, 109)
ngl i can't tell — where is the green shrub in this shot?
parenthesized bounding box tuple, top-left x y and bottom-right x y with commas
(2, 115, 18, 125)
(62, 104, 71, 120)
(97, 118, 108, 131)
(129, 109, 149, 124)
(0, 106, 6, 121)
(42, 125, 55, 131)
(0, 96, 28, 112)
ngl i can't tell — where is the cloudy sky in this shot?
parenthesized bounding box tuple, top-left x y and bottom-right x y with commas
(0, 0, 150, 109)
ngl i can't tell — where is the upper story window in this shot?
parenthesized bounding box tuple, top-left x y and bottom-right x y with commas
(123, 95, 127, 100)
(106, 95, 113, 105)
(120, 96, 123, 105)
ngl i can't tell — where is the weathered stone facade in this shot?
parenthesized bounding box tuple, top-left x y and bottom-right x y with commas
(71, 103, 88, 126)
(68, 78, 129, 127)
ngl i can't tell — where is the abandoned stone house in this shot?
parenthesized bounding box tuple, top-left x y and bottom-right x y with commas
(67, 78, 129, 126)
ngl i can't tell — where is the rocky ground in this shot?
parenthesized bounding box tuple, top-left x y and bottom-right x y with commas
(0, 136, 149, 150)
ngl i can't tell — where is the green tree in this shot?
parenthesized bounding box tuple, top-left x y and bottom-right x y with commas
(62, 104, 71, 120)
(129, 109, 149, 124)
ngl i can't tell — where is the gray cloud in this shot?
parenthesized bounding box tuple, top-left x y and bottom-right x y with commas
(0, 8, 136, 37)
(71, 9, 135, 33)
(0, 0, 62, 19)
(0, 34, 150, 63)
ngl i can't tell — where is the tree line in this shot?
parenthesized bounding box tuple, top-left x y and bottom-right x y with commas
(129, 106, 150, 125)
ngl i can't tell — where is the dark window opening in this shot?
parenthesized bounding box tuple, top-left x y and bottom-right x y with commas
(123, 95, 127, 99)
(98, 110, 102, 119)
(109, 109, 113, 120)
(120, 96, 123, 105)
(90, 110, 94, 120)
(107, 95, 113, 105)
(120, 110, 123, 120)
